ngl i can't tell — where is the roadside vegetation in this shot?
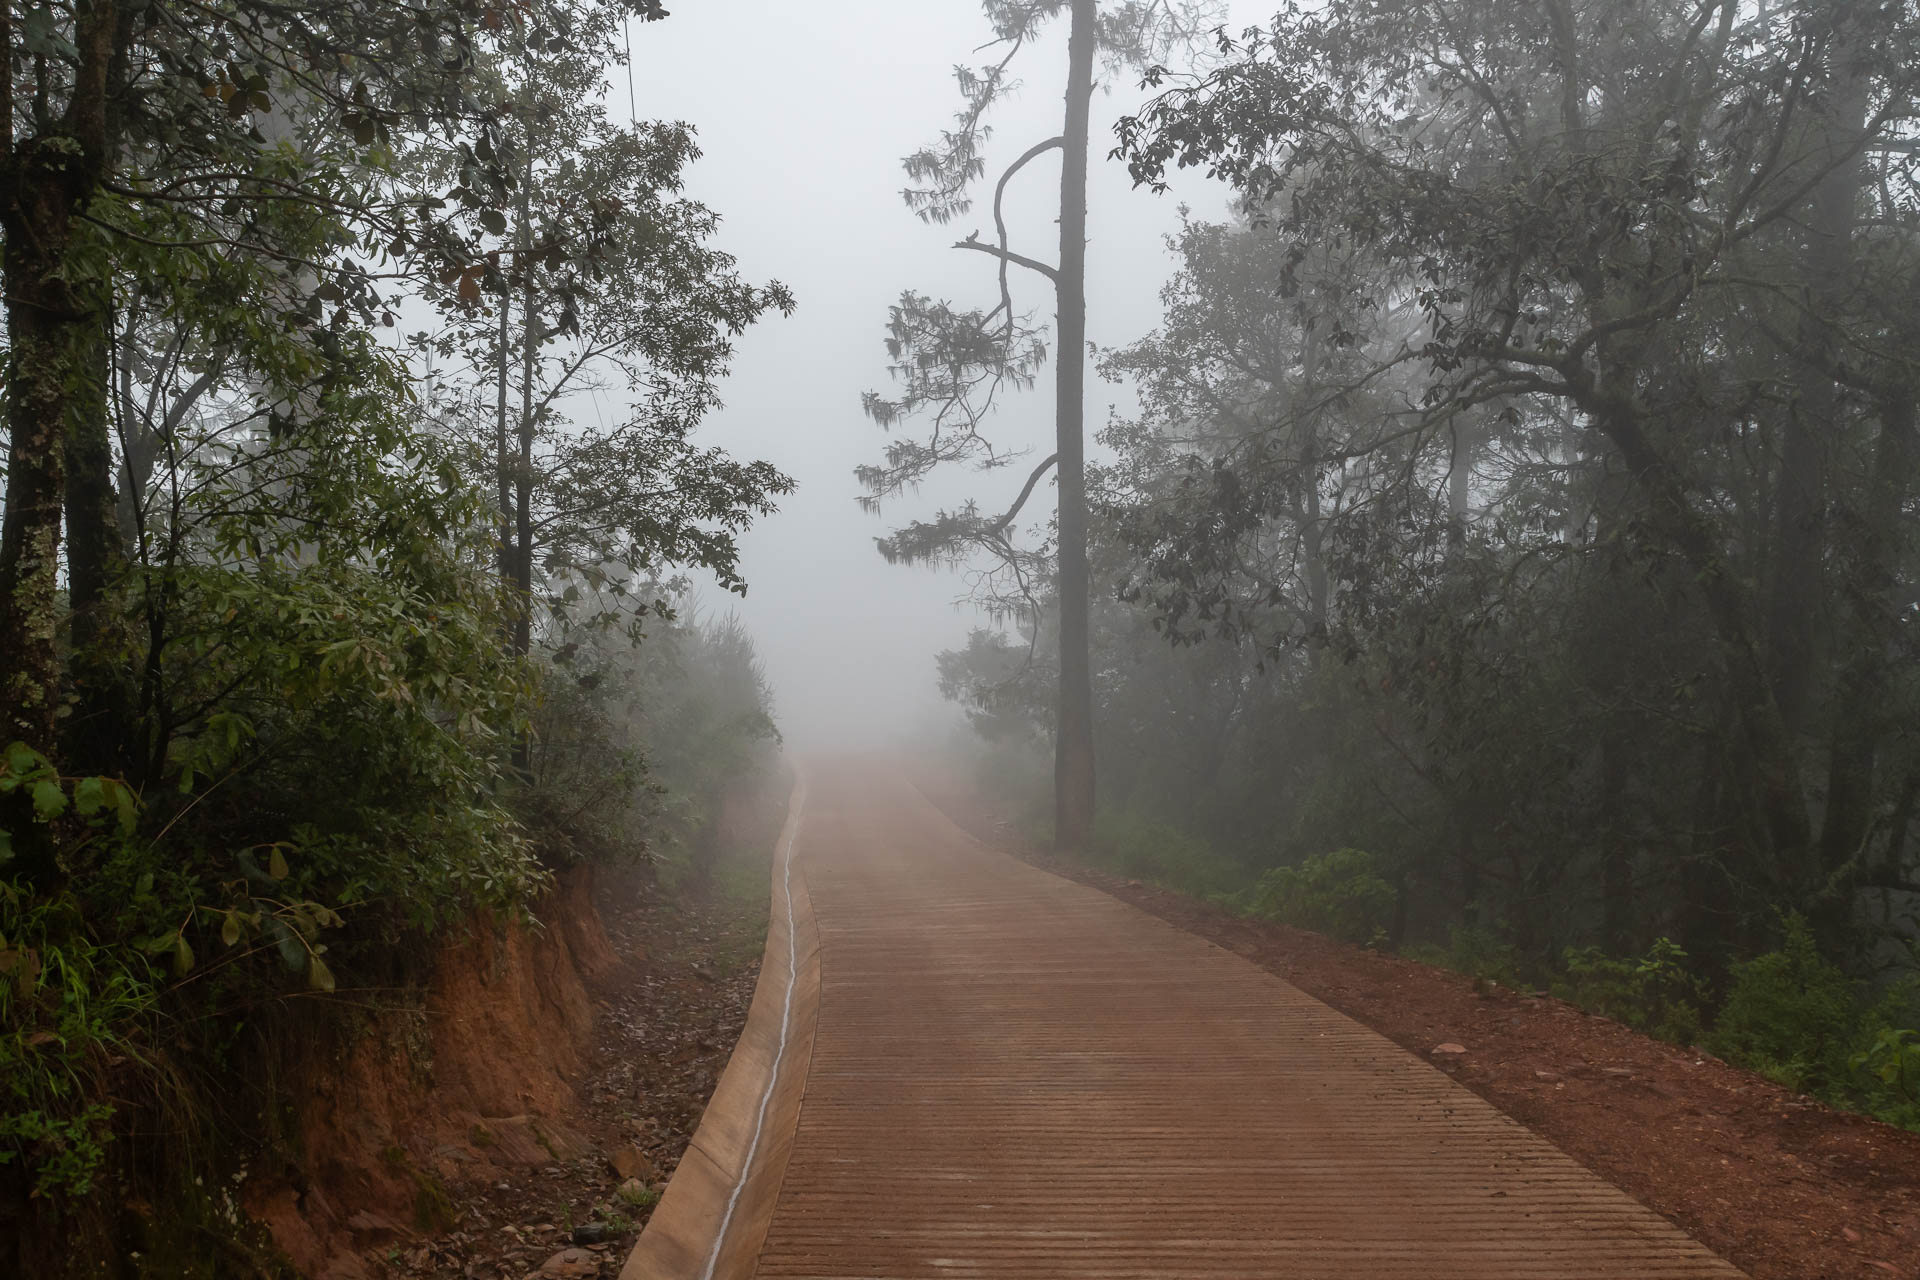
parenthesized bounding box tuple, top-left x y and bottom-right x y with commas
(0, 1, 783, 1272)
(944, 0, 1920, 1138)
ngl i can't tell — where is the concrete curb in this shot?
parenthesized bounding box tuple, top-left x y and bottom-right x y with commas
(620, 776, 820, 1280)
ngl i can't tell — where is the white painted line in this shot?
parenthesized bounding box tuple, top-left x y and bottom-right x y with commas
(699, 780, 805, 1280)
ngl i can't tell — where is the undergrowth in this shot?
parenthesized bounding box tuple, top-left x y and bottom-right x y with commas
(1045, 799, 1920, 1136)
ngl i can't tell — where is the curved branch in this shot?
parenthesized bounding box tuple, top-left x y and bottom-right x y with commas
(984, 136, 1066, 321)
(991, 452, 1059, 533)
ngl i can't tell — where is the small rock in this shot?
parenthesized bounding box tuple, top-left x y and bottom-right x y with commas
(609, 1145, 657, 1183)
(1841, 1227, 1862, 1243)
(571, 1223, 612, 1245)
(1534, 1070, 1560, 1082)
(1432, 1043, 1468, 1056)
(536, 1248, 598, 1277)
(1602, 1067, 1633, 1077)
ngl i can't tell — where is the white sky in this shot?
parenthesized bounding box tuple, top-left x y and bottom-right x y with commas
(624, 1, 1262, 747)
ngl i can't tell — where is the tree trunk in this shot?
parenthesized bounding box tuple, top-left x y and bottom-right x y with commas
(1819, 391, 1916, 880)
(495, 272, 515, 589)
(510, 178, 537, 778)
(1766, 3, 1866, 740)
(1051, 0, 1097, 851)
(1299, 323, 1328, 642)
(1592, 391, 1814, 884)
(1599, 735, 1632, 953)
(64, 316, 133, 776)
(515, 219, 536, 662)
(0, 0, 120, 885)
(1447, 416, 1475, 540)
(0, 149, 105, 885)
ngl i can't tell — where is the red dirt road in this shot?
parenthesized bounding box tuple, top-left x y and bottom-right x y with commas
(733, 763, 1745, 1278)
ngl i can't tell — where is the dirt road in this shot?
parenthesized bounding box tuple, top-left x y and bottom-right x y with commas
(633, 761, 1745, 1278)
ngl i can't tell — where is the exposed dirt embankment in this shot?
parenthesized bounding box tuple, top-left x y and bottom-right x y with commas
(246, 779, 782, 1280)
(253, 867, 618, 1279)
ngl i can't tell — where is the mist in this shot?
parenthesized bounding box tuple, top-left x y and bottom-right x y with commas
(626, 1, 1255, 749)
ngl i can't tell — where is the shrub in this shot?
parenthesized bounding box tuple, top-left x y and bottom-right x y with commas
(1708, 914, 1858, 1092)
(1401, 923, 1526, 986)
(1091, 814, 1244, 898)
(1247, 848, 1397, 945)
(0, 884, 156, 1198)
(1555, 938, 1705, 1044)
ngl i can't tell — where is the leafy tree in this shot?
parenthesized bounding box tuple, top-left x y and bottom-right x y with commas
(0, 1, 792, 1261)
(860, 0, 1221, 850)
(0, 0, 552, 878)
(405, 10, 794, 658)
(1111, 0, 1920, 952)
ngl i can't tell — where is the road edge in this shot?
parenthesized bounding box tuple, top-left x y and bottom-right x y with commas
(619, 772, 821, 1280)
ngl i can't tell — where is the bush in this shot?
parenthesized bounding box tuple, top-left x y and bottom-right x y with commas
(1091, 814, 1244, 898)
(1247, 848, 1397, 946)
(0, 884, 155, 1198)
(1555, 938, 1705, 1044)
(1402, 922, 1526, 986)
(1708, 914, 1859, 1092)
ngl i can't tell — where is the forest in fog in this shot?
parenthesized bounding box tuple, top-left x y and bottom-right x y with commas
(2, 0, 1919, 1272)
(903, 0, 1920, 1130)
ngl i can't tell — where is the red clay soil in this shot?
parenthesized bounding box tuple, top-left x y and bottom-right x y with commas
(261, 783, 777, 1280)
(386, 838, 774, 1280)
(919, 786, 1920, 1280)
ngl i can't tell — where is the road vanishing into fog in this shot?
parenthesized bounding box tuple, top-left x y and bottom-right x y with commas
(627, 762, 1746, 1280)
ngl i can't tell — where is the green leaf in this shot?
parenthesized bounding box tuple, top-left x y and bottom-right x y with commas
(172, 933, 195, 976)
(73, 776, 107, 817)
(220, 911, 241, 948)
(0, 829, 12, 865)
(112, 782, 137, 836)
(307, 953, 336, 993)
(268, 847, 289, 881)
(31, 780, 67, 821)
(4, 742, 48, 778)
(479, 209, 507, 236)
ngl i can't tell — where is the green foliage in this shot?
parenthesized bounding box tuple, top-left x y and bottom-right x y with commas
(0, 884, 155, 1199)
(1403, 925, 1526, 989)
(1089, 813, 1245, 899)
(1852, 1028, 1920, 1111)
(1247, 848, 1397, 946)
(615, 1180, 660, 1210)
(1555, 939, 1705, 1045)
(1708, 916, 1860, 1093)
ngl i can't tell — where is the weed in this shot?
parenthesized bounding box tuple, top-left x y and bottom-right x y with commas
(410, 1168, 456, 1233)
(1555, 938, 1705, 1045)
(1246, 848, 1397, 946)
(1404, 923, 1525, 988)
(0, 882, 156, 1198)
(1089, 813, 1246, 898)
(616, 1180, 661, 1210)
(1708, 914, 1858, 1093)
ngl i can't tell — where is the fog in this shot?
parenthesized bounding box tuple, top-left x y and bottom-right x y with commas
(626, 2, 1257, 748)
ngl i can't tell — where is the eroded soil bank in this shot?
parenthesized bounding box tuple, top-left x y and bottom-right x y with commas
(257, 787, 777, 1280)
(915, 770, 1920, 1280)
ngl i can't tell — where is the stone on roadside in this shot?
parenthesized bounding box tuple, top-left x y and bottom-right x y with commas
(609, 1145, 657, 1183)
(535, 1247, 598, 1277)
